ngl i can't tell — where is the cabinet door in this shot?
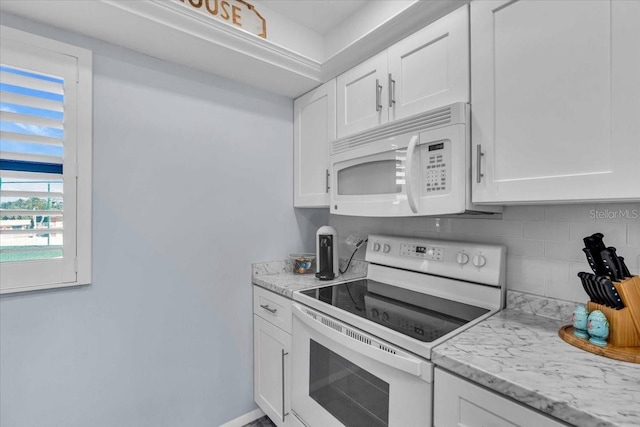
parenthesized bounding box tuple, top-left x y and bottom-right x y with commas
(388, 5, 469, 122)
(471, 0, 640, 203)
(254, 315, 292, 427)
(434, 368, 566, 427)
(336, 51, 388, 138)
(294, 80, 335, 207)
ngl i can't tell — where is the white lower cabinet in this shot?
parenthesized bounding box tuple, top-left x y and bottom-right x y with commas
(434, 368, 566, 427)
(253, 286, 293, 427)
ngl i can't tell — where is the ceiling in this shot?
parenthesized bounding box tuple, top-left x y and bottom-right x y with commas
(259, 0, 368, 35)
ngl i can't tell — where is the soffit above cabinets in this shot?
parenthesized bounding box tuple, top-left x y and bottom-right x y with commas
(0, 0, 468, 98)
(259, 0, 367, 36)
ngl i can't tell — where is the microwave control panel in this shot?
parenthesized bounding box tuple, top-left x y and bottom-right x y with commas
(421, 140, 451, 195)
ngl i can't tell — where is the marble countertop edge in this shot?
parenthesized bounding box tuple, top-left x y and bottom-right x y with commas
(431, 309, 640, 427)
(431, 353, 605, 427)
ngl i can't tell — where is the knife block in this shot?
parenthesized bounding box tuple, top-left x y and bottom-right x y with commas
(586, 276, 640, 348)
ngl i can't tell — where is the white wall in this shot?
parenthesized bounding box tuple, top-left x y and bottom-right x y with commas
(0, 13, 328, 427)
(330, 203, 640, 303)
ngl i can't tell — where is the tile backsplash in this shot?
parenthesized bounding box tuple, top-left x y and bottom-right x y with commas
(329, 203, 640, 303)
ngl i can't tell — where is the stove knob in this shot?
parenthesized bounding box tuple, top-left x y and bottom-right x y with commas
(373, 242, 381, 252)
(472, 254, 487, 268)
(371, 308, 379, 318)
(456, 252, 469, 265)
(382, 312, 389, 322)
(383, 244, 391, 253)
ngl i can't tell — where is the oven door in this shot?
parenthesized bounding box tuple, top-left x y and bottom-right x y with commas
(291, 303, 432, 427)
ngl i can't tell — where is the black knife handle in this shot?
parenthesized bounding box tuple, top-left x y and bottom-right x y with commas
(600, 247, 623, 281)
(581, 272, 607, 306)
(590, 274, 611, 306)
(598, 276, 625, 310)
(583, 248, 607, 276)
(577, 272, 596, 303)
(618, 256, 632, 278)
(583, 233, 606, 252)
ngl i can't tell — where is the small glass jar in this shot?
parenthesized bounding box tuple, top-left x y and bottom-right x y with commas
(290, 254, 316, 275)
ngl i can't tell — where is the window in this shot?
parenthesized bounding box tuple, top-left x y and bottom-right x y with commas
(0, 26, 92, 294)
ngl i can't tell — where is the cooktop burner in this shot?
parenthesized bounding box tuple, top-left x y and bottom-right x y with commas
(299, 279, 490, 343)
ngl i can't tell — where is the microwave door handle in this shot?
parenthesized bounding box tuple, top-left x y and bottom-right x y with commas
(404, 135, 419, 214)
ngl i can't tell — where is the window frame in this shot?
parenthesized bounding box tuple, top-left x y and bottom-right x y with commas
(0, 26, 92, 294)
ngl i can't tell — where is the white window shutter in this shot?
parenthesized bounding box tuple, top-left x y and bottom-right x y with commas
(0, 28, 91, 293)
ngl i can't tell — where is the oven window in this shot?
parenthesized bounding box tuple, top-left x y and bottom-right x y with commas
(309, 340, 389, 427)
(337, 160, 402, 195)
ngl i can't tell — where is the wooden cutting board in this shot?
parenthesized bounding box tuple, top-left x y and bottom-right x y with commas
(559, 325, 640, 364)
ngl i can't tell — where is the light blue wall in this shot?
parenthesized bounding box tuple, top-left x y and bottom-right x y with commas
(0, 13, 328, 427)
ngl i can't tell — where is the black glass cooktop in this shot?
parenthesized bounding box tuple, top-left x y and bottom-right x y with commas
(300, 279, 489, 343)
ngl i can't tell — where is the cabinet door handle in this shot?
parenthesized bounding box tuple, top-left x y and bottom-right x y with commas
(281, 349, 289, 422)
(375, 79, 382, 112)
(259, 304, 277, 314)
(476, 144, 485, 183)
(325, 169, 330, 193)
(388, 73, 396, 107)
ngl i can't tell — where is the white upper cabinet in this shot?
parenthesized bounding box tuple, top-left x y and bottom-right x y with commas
(336, 52, 389, 138)
(471, 0, 640, 204)
(336, 5, 470, 139)
(294, 80, 336, 207)
(388, 5, 469, 122)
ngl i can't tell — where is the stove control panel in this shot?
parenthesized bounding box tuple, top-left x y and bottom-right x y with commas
(366, 234, 506, 287)
(400, 243, 443, 261)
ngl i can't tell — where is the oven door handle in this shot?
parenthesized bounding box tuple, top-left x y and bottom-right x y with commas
(404, 135, 419, 214)
(293, 304, 429, 380)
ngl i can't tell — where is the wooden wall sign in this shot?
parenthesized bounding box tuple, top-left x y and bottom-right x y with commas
(178, 0, 267, 38)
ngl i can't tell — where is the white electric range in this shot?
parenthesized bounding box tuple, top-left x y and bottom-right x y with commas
(288, 234, 506, 427)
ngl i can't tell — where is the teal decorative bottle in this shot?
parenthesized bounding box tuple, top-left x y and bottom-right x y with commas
(587, 310, 609, 347)
(572, 304, 589, 339)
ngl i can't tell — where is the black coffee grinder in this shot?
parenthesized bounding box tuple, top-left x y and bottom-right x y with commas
(316, 226, 339, 280)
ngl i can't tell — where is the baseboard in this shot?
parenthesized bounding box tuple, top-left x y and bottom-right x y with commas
(219, 408, 266, 427)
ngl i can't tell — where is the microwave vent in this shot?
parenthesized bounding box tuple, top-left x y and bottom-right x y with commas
(332, 103, 464, 155)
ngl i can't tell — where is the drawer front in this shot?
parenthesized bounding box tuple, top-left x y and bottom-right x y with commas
(434, 368, 567, 427)
(253, 286, 292, 333)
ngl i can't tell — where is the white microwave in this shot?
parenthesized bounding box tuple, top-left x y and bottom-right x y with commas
(329, 103, 501, 217)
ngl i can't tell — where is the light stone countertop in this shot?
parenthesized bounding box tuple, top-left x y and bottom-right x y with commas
(251, 259, 368, 298)
(432, 308, 640, 427)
